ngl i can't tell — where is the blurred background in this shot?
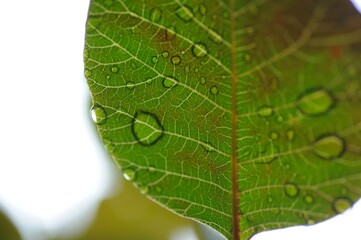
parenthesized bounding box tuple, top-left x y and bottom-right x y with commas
(0, 0, 361, 239)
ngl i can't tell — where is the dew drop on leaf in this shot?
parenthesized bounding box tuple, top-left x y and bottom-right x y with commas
(313, 135, 345, 160)
(155, 186, 163, 193)
(84, 69, 92, 78)
(297, 89, 335, 115)
(90, 105, 107, 125)
(258, 106, 273, 117)
(111, 66, 119, 73)
(243, 53, 252, 62)
(192, 43, 208, 57)
(199, 4, 207, 16)
(270, 131, 279, 140)
(162, 77, 177, 88)
(286, 129, 295, 141)
(139, 186, 149, 194)
(171, 55, 181, 65)
(123, 168, 136, 181)
(333, 198, 352, 213)
(200, 77, 206, 85)
(175, 5, 193, 22)
(162, 51, 169, 58)
(131, 111, 164, 146)
(126, 81, 135, 90)
(150, 8, 162, 22)
(304, 195, 314, 204)
(267, 195, 273, 203)
(284, 183, 299, 198)
(106, 74, 111, 80)
(210, 86, 218, 95)
(152, 56, 158, 64)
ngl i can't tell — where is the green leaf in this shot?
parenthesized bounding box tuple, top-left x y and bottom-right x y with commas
(84, 0, 361, 239)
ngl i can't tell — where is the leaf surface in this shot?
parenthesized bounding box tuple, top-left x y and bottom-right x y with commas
(84, 0, 361, 239)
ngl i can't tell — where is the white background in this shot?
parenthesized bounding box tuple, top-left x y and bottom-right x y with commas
(0, 0, 360, 239)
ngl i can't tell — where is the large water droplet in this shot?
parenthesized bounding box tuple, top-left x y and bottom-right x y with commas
(333, 198, 352, 213)
(258, 106, 273, 117)
(131, 111, 164, 146)
(297, 89, 335, 115)
(210, 86, 218, 95)
(284, 183, 299, 198)
(111, 66, 119, 73)
(175, 5, 193, 22)
(150, 8, 162, 22)
(313, 135, 345, 160)
(162, 77, 177, 88)
(123, 168, 136, 181)
(171, 55, 181, 65)
(91, 105, 107, 125)
(192, 43, 208, 57)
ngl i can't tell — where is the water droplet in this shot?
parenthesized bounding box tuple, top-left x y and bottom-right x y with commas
(111, 66, 119, 73)
(276, 115, 284, 122)
(208, 29, 223, 44)
(123, 168, 136, 181)
(106, 75, 111, 80)
(84, 69, 92, 78)
(286, 129, 295, 141)
(152, 56, 158, 64)
(131, 111, 164, 146)
(192, 43, 208, 57)
(148, 166, 156, 173)
(171, 55, 181, 65)
(284, 183, 299, 198)
(267, 195, 273, 203)
(313, 135, 345, 160)
(155, 186, 163, 193)
(131, 62, 137, 70)
(150, 8, 162, 22)
(333, 198, 352, 213)
(306, 219, 316, 225)
(200, 77, 206, 85)
(243, 53, 252, 62)
(297, 89, 335, 116)
(194, 67, 199, 73)
(126, 81, 135, 90)
(199, 4, 207, 16)
(162, 51, 169, 58)
(166, 26, 176, 40)
(270, 131, 279, 140)
(175, 5, 193, 22)
(210, 86, 218, 95)
(91, 105, 107, 125)
(162, 77, 177, 88)
(304, 195, 314, 204)
(139, 186, 149, 194)
(258, 106, 273, 117)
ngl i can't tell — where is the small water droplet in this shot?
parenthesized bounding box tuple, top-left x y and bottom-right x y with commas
(106, 74, 111, 80)
(208, 29, 223, 44)
(210, 86, 218, 95)
(258, 106, 273, 117)
(284, 183, 299, 198)
(333, 198, 352, 213)
(192, 43, 208, 57)
(313, 135, 345, 160)
(162, 77, 177, 88)
(297, 89, 335, 116)
(176, 5, 193, 22)
(111, 66, 119, 73)
(200, 77, 206, 85)
(123, 168, 136, 181)
(150, 8, 162, 22)
(304, 195, 314, 204)
(194, 67, 199, 72)
(171, 55, 181, 65)
(126, 81, 135, 90)
(286, 129, 295, 141)
(152, 56, 158, 64)
(276, 115, 283, 122)
(139, 186, 149, 194)
(162, 51, 169, 58)
(91, 105, 107, 125)
(84, 69, 92, 78)
(105, 142, 115, 152)
(131, 111, 164, 146)
(243, 53, 252, 62)
(270, 131, 279, 140)
(267, 195, 273, 203)
(199, 4, 207, 16)
(155, 186, 163, 193)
